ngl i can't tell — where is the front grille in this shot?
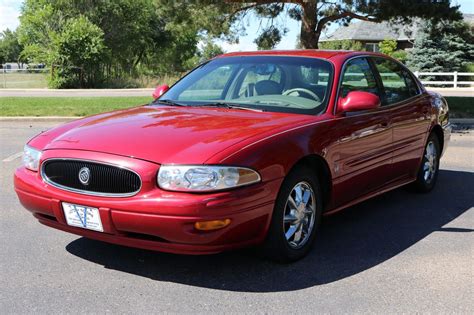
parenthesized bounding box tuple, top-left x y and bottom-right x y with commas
(42, 159, 141, 197)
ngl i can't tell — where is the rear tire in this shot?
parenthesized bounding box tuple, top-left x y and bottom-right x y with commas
(262, 166, 323, 263)
(411, 133, 440, 193)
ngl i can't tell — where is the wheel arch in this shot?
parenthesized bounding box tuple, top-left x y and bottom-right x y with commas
(430, 124, 444, 153)
(288, 154, 332, 211)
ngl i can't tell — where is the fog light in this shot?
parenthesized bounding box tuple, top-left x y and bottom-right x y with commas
(194, 219, 231, 231)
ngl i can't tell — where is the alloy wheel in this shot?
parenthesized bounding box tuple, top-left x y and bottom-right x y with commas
(283, 181, 316, 249)
(423, 141, 438, 184)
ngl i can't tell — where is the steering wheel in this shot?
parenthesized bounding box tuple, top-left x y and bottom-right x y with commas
(283, 88, 320, 101)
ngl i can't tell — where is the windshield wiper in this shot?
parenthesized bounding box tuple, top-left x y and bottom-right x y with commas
(153, 100, 264, 112)
(152, 99, 187, 107)
(197, 102, 264, 112)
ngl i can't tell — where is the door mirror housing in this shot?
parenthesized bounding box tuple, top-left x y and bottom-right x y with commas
(338, 91, 381, 113)
(152, 84, 170, 99)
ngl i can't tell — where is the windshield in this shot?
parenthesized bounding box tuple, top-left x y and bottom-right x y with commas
(157, 56, 333, 114)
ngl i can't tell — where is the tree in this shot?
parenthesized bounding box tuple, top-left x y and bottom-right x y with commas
(183, 40, 225, 69)
(225, 0, 462, 49)
(17, 0, 239, 87)
(0, 29, 23, 66)
(254, 25, 285, 50)
(50, 16, 105, 88)
(406, 19, 474, 73)
(149, 0, 240, 73)
(19, 0, 168, 77)
(200, 41, 225, 61)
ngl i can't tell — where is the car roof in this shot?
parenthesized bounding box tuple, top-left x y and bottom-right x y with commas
(216, 49, 381, 60)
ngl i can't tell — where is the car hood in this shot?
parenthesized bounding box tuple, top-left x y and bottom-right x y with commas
(32, 105, 316, 164)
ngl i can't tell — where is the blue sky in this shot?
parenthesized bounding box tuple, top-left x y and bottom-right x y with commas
(0, 0, 22, 32)
(1, 0, 473, 51)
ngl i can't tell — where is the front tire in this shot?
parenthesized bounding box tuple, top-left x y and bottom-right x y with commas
(262, 166, 322, 263)
(411, 133, 440, 193)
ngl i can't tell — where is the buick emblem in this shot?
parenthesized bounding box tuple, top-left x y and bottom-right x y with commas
(78, 167, 91, 185)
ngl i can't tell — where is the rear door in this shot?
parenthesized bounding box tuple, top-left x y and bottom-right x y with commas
(328, 57, 393, 207)
(370, 57, 431, 181)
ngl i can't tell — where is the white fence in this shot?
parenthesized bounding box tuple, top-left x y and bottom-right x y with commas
(414, 71, 473, 88)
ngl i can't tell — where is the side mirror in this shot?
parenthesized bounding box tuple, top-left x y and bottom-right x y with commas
(152, 84, 170, 99)
(338, 91, 381, 113)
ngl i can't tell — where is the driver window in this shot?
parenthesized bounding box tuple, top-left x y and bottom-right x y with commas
(341, 58, 378, 98)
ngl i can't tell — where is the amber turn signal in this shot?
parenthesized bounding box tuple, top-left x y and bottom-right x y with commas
(194, 219, 231, 231)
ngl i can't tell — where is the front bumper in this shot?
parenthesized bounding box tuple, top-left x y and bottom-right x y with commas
(14, 150, 281, 254)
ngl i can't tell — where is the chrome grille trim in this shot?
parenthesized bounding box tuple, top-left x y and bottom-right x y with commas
(40, 158, 142, 198)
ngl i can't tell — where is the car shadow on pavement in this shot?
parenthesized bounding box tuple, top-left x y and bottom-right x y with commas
(66, 169, 474, 292)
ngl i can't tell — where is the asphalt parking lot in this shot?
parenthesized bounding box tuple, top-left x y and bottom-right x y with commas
(1, 120, 473, 313)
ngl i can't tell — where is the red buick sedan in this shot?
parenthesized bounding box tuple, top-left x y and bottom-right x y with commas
(15, 50, 451, 262)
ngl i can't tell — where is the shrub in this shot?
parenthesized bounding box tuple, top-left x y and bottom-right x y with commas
(391, 50, 408, 64)
(379, 39, 397, 55)
(319, 40, 363, 51)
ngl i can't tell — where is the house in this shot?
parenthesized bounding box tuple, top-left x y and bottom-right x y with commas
(320, 13, 474, 52)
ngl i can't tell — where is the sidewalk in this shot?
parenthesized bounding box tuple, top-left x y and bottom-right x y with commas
(427, 87, 473, 97)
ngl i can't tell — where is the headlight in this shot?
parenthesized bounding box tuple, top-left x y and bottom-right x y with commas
(22, 145, 42, 171)
(157, 165, 261, 192)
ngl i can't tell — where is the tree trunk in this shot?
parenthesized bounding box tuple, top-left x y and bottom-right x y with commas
(299, 1, 318, 49)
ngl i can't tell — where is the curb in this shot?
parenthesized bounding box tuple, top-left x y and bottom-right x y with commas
(451, 119, 474, 131)
(451, 118, 474, 124)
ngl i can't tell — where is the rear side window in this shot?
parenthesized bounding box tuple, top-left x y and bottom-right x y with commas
(372, 57, 419, 105)
(340, 58, 379, 98)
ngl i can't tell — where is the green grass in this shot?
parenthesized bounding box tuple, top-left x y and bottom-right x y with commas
(445, 97, 474, 118)
(0, 95, 472, 117)
(0, 96, 152, 116)
(1, 72, 48, 88)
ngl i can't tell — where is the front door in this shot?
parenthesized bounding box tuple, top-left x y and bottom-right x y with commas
(327, 57, 393, 207)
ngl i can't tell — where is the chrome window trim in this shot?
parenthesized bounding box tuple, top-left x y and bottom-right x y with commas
(41, 158, 142, 198)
